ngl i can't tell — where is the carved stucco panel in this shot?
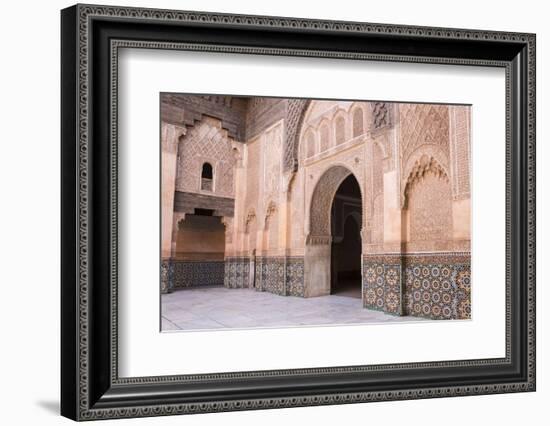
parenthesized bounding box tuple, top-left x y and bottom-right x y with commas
(399, 103, 450, 167)
(308, 166, 351, 238)
(408, 171, 453, 243)
(263, 122, 283, 200)
(305, 145, 366, 240)
(449, 105, 471, 199)
(371, 102, 393, 131)
(401, 149, 450, 208)
(284, 98, 310, 172)
(176, 117, 236, 198)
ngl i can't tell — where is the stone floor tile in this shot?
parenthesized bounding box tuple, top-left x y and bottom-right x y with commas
(161, 287, 427, 331)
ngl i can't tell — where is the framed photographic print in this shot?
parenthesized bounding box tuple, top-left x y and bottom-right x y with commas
(61, 3, 536, 421)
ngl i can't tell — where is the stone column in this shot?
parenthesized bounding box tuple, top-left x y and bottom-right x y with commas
(382, 169, 403, 246)
(160, 212, 186, 294)
(363, 122, 405, 315)
(170, 212, 186, 258)
(160, 123, 185, 294)
(221, 217, 234, 255)
(221, 216, 235, 288)
(230, 143, 245, 257)
(280, 172, 295, 252)
(161, 123, 185, 260)
(278, 172, 295, 296)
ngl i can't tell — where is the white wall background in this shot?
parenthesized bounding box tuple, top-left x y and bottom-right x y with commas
(0, 0, 546, 424)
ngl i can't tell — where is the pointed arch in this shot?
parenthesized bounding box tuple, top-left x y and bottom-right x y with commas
(303, 128, 316, 159)
(200, 162, 213, 191)
(334, 113, 347, 145)
(308, 165, 362, 238)
(352, 105, 365, 137)
(319, 120, 330, 152)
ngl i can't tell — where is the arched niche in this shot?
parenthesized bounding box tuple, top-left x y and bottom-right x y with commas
(200, 162, 213, 191)
(402, 155, 453, 248)
(352, 105, 364, 138)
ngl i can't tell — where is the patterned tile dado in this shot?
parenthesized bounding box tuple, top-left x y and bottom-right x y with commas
(363, 252, 471, 320)
(403, 253, 471, 320)
(363, 254, 402, 315)
(258, 256, 286, 296)
(254, 257, 263, 291)
(224, 257, 250, 289)
(171, 260, 225, 288)
(286, 257, 305, 297)
(224, 256, 305, 297)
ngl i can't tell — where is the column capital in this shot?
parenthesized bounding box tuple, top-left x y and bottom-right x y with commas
(161, 122, 186, 153)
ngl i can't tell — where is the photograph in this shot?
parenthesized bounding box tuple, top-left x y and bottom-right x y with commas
(160, 95, 472, 331)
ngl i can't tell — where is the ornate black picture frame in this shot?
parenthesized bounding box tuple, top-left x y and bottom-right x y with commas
(61, 4, 536, 421)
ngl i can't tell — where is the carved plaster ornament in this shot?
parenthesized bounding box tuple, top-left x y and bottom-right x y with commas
(402, 155, 449, 208)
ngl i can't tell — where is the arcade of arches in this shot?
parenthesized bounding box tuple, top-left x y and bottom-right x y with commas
(161, 95, 471, 321)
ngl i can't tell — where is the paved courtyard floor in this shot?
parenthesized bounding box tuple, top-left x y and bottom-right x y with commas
(161, 287, 424, 331)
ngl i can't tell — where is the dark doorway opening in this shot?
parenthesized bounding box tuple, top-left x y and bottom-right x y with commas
(330, 174, 362, 299)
